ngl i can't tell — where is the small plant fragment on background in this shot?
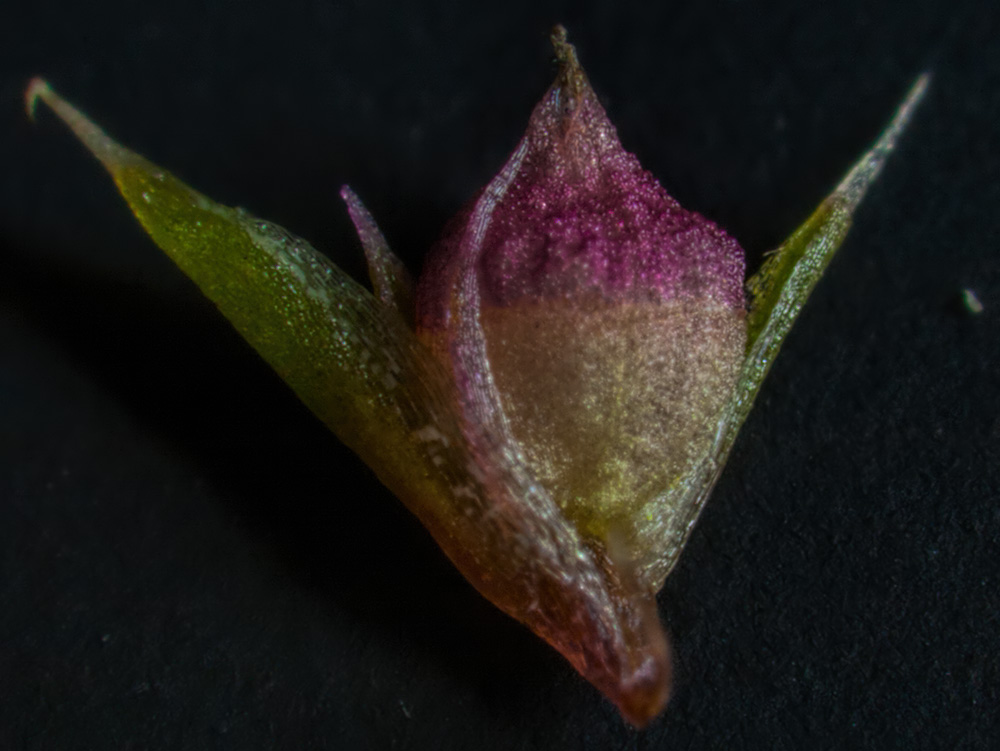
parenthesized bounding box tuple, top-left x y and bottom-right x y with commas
(962, 288, 984, 315)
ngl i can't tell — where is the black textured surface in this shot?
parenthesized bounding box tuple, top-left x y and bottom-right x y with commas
(3, 1, 998, 748)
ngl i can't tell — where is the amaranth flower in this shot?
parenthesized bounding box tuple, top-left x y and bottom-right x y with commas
(27, 26, 927, 726)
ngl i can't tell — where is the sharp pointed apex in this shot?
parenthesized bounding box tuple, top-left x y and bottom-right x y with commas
(25, 77, 52, 121)
(24, 77, 140, 173)
(835, 73, 931, 210)
(341, 184, 415, 319)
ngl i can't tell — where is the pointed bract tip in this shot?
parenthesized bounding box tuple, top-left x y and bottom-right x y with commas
(339, 184, 372, 228)
(25, 77, 52, 121)
(874, 71, 931, 154)
(894, 72, 932, 140)
(23, 78, 140, 173)
(835, 72, 931, 209)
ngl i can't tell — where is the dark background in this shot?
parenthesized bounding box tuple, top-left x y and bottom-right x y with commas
(3, 1, 998, 748)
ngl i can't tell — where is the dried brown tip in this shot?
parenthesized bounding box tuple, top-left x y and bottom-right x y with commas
(550, 24, 587, 101)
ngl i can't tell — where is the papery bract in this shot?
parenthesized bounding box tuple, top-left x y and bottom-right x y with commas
(27, 26, 927, 727)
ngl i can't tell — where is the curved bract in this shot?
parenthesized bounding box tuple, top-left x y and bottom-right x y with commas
(27, 27, 927, 727)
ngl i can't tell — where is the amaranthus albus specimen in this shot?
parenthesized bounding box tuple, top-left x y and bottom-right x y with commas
(28, 26, 927, 726)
